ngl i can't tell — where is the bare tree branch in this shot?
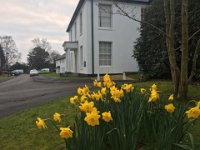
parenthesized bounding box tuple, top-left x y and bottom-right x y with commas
(188, 39, 200, 83)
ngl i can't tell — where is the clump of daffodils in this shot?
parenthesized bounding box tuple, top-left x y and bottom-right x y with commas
(35, 73, 200, 150)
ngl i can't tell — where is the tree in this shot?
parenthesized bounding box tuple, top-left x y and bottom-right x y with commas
(27, 47, 50, 70)
(134, 0, 169, 78)
(164, 0, 200, 99)
(49, 50, 61, 71)
(112, 0, 200, 99)
(0, 36, 21, 65)
(0, 44, 5, 74)
(10, 62, 29, 73)
(31, 38, 52, 52)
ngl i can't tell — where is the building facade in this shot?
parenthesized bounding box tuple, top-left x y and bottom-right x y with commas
(63, 0, 151, 75)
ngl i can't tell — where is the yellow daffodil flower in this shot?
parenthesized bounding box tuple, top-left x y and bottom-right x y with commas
(53, 112, 61, 122)
(164, 103, 175, 113)
(122, 84, 134, 93)
(186, 106, 200, 119)
(140, 88, 146, 94)
(101, 87, 107, 95)
(70, 96, 78, 104)
(60, 127, 73, 139)
(79, 101, 94, 113)
(102, 111, 113, 122)
(168, 94, 174, 101)
(148, 89, 159, 103)
(84, 109, 101, 126)
(36, 117, 47, 129)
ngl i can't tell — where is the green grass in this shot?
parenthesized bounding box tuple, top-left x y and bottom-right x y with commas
(40, 72, 90, 81)
(0, 81, 200, 150)
(0, 97, 76, 150)
(0, 74, 12, 82)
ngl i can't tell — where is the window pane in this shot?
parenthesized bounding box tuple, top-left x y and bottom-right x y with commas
(99, 42, 112, 66)
(99, 4, 111, 27)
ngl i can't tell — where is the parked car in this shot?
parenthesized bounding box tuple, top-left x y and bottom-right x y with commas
(39, 68, 50, 74)
(11, 69, 24, 76)
(30, 69, 39, 77)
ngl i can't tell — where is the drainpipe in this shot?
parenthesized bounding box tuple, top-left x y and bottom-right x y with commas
(91, 0, 94, 74)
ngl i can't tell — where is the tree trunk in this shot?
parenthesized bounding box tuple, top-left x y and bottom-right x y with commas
(164, 0, 180, 96)
(178, 0, 189, 99)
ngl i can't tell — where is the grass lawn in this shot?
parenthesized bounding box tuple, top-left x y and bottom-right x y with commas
(0, 74, 12, 82)
(40, 72, 91, 81)
(0, 81, 200, 149)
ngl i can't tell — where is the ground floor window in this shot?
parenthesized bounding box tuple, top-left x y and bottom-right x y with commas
(99, 41, 112, 66)
(80, 46, 83, 68)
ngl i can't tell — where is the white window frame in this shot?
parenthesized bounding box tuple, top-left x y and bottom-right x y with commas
(70, 30, 72, 41)
(80, 46, 84, 68)
(75, 22, 77, 41)
(98, 4, 112, 29)
(99, 41, 112, 67)
(80, 12, 83, 35)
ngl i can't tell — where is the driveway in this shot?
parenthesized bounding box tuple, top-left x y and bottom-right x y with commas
(0, 74, 89, 117)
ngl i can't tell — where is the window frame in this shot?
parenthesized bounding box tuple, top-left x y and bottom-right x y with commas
(99, 41, 112, 67)
(98, 4, 112, 29)
(80, 12, 83, 35)
(80, 45, 84, 69)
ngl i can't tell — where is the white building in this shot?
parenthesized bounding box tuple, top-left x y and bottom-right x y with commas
(55, 54, 66, 74)
(63, 0, 151, 75)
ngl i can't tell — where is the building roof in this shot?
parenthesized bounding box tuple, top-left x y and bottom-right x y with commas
(66, 0, 152, 32)
(55, 54, 65, 61)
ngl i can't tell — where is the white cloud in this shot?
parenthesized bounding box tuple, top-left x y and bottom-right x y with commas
(0, 0, 79, 62)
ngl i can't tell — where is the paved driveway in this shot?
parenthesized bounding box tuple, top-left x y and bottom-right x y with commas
(0, 74, 88, 117)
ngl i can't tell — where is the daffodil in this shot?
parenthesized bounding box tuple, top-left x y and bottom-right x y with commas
(164, 103, 175, 113)
(53, 112, 61, 122)
(79, 101, 94, 113)
(148, 89, 159, 103)
(84, 109, 101, 126)
(168, 94, 174, 101)
(101, 87, 107, 95)
(36, 117, 47, 129)
(93, 80, 98, 86)
(140, 88, 146, 94)
(102, 111, 113, 122)
(77, 88, 83, 95)
(186, 106, 200, 119)
(151, 84, 157, 91)
(93, 91, 102, 101)
(60, 127, 73, 139)
(82, 85, 89, 95)
(80, 95, 87, 103)
(122, 84, 134, 93)
(70, 96, 78, 104)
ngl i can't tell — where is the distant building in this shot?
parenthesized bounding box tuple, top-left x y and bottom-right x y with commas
(55, 54, 66, 74)
(63, 0, 151, 75)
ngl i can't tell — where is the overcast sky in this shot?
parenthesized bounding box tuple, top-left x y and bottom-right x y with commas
(0, 0, 79, 62)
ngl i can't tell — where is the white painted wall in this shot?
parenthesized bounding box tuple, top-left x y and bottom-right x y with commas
(92, 0, 140, 74)
(67, 0, 145, 74)
(56, 58, 66, 74)
(68, 0, 91, 74)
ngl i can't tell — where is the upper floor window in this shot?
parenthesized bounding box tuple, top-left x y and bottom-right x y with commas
(99, 41, 112, 66)
(80, 12, 83, 35)
(70, 30, 72, 41)
(99, 4, 112, 28)
(75, 22, 77, 41)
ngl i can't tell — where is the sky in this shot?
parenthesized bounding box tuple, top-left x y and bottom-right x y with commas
(0, 0, 79, 63)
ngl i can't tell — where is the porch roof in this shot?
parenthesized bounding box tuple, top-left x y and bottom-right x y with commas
(62, 41, 78, 51)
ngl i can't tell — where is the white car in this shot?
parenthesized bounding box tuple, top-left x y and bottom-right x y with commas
(30, 69, 39, 77)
